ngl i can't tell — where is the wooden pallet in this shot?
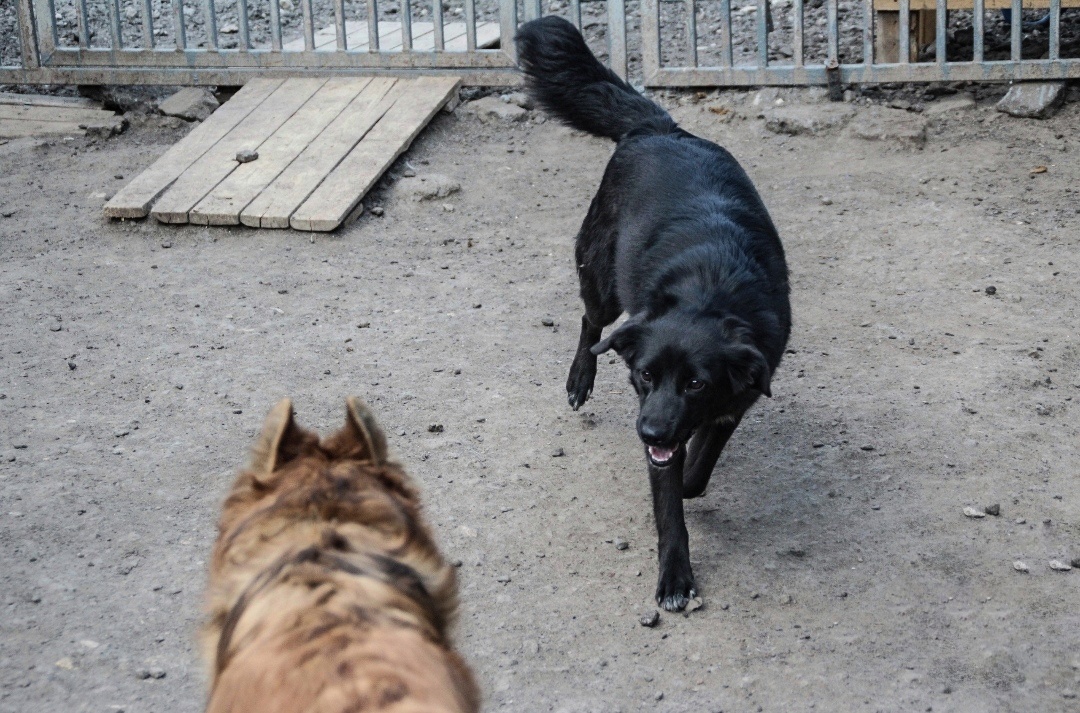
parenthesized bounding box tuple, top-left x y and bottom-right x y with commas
(103, 76, 459, 232)
(282, 20, 501, 52)
(0, 93, 122, 138)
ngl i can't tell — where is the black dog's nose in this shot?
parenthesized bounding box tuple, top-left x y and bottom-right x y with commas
(638, 421, 669, 446)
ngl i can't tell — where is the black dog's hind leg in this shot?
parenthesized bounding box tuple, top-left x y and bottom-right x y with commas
(649, 451, 696, 611)
(682, 416, 742, 499)
(566, 198, 620, 411)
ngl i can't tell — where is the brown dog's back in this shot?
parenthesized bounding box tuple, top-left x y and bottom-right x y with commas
(203, 398, 479, 713)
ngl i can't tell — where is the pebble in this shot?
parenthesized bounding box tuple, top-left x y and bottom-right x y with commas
(541, 318, 555, 327)
(1072, 557, 1080, 569)
(655, 692, 664, 701)
(614, 537, 628, 550)
(984, 503, 1001, 516)
(1012, 561, 1029, 573)
(963, 507, 986, 519)
(860, 444, 874, 451)
(161, 241, 172, 248)
(640, 610, 660, 627)
(135, 667, 166, 679)
(369, 206, 384, 216)
(685, 597, 704, 613)
(236, 150, 258, 163)
(55, 657, 75, 670)
(1048, 560, 1072, 572)
(495, 574, 511, 583)
(551, 448, 565, 457)
(985, 285, 997, 296)
(427, 423, 444, 433)
(821, 197, 833, 206)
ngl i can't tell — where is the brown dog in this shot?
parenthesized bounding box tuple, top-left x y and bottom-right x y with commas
(202, 397, 480, 713)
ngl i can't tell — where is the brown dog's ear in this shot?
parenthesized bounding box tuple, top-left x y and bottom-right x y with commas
(590, 313, 646, 357)
(727, 346, 773, 398)
(249, 398, 301, 474)
(334, 396, 389, 463)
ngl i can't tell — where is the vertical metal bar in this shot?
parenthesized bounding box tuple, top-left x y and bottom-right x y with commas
(719, 0, 732, 67)
(465, 0, 476, 50)
(525, 0, 542, 21)
(569, 0, 581, 29)
(39, 0, 58, 50)
(433, 0, 444, 50)
(142, 0, 155, 49)
(640, 0, 661, 77)
(935, 0, 945, 63)
(107, 0, 123, 49)
(16, 0, 41, 68)
(861, 0, 871, 64)
(402, 0, 413, 51)
(898, 0, 909, 63)
(77, 0, 90, 47)
(794, 0, 804, 66)
(269, 0, 281, 50)
(173, 0, 187, 50)
(1010, 0, 1020, 61)
(301, 0, 314, 50)
(972, 0, 983, 62)
(203, 0, 218, 50)
(610, 0, 627, 78)
(1049, 0, 1060, 60)
(498, 0, 516, 61)
(237, 0, 250, 50)
(686, 0, 697, 67)
(826, 0, 838, 65)
(757, 0, 768, 67)
(335, 0, 347, 49)
(366, 0, 379, 51)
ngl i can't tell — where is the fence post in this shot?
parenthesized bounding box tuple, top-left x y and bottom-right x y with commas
(499, 0, 518, 62)
(17, 0, 41, 69)
(640, 0, 661, 85)
(609, 0, 628, 79)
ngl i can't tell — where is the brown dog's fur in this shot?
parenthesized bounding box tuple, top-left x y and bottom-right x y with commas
(202, 397, 480, 713)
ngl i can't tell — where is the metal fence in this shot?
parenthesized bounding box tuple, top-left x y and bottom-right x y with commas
(2, 0, 1079, 86)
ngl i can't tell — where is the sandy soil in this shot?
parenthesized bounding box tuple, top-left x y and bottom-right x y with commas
(1, 88, 1079, 713)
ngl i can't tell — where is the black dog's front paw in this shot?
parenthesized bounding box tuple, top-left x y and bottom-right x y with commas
(655, 565, 697, 612)
(566, 354, 596, 411)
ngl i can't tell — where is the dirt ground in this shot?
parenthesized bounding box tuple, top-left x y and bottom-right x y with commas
(2, 86, 1079, 713)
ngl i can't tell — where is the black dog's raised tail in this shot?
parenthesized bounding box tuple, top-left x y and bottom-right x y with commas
(515, 16, 676, 141)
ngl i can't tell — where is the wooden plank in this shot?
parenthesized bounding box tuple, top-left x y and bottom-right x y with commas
(290, 76, 459, 232)
(239, 77, 401, 229)
(874, 0, 1079, 8)
(0, 104, 119, 124)
(0, 119, 88, 138)
(104, 79, 283, 220)
(188, 78, 371, 226)
(0, 92, 100, 108)
(150, 78, 327, 224)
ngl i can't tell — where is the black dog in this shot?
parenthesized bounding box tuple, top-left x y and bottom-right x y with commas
(516, 17, 791, 611)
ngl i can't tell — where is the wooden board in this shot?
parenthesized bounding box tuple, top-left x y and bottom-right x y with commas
(0, 93, 121, 138)
(150, 78, 327, 224)
(188, 77, 372, 226)
(290, 76, 459, 232)
(107, 76, 460, 232)
(0, 92, 100, 108)
(104, 79, 283, 219)
(283, 20, 501, 52)
(0, 119, 94, 138)
(0, 104, 121, 124)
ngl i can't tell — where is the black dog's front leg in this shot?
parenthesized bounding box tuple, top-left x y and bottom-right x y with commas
(682, 416, 742, 499)
(566, 315, 603, 410)
(649, 451, 696, 611)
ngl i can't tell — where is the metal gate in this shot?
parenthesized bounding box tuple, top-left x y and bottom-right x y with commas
(2, 0, 1079, 86)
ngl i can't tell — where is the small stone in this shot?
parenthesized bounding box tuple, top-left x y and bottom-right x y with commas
(466, 96, 528, 123)
(551, 448, 565, 457)
(996, 82, 1066, 119)
(541, 318, 555, 327)
(1012, 561, 1029, 573)
(161, 240, 172, 249)
(985, 285, 997, 296)
(49, 323, 62, 332)
(860, 444, 875, 451)
(1071, 557, 1080, 569)
(370, 206, 384, 216)
(219, 22, 239, 33)
(685, 596, 704, 613)
(55, 657, 74, 670)
(655, 692, 664, 701)
(640, 610, 660, 627)
(963, 507, 986, 519)
(1048, 560, 1073, 572)
(357, 322, 371, 329)
(399, 174, 461, 202)
(114, 429, 129, 438)
(450, 559, 463, 567)
(614, 537, 628, 550)
(235, 149, 259, 163)
(821, 197, 833, 206)
(502, 91, 534, 110)
(427, 423, 444, 433)
(174, 384, 184, 390)
(496, 574, 511, 583)
(984, 503, 1001, 516)
(157, 87, 219, 122)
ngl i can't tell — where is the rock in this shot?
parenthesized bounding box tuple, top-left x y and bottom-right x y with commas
(551, 448, 565, 457)
(761, 104, 856, 136)
(984, 503, 1001, 516)
(369, 206, 384, 216)
(158, 88, 220, 122)
(1072, 557, 1080, 569)
(161, 240, 172, 248)
(427, 423, 444, 433)
(685, 596, 704, 613)
(496, 574, 511, 583)
(219, 22, 239, 33)
(1048, 560, 1073, 572)
(466, 96, 528, 123)
(923, 94, 976, 116)
(996, 82, 1066, 119)
(502, 91, 534, 110)
(135, 667, 165, 679)
(614, 537, 628, 550)
(541, 318, 555, 327)
(54, 657, 74, 670)
(846, 107, 929, 147)
(640, 610, 660, 627)
(963, 506, 986, 518)
(399, 174, 461, 202)
(235, 149, 258, 163)
(1012, 561, 1029, 573)
(985, 285, 997, 296)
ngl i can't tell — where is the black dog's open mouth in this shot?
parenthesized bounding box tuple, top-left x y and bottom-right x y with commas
(647, 443, 684, 467)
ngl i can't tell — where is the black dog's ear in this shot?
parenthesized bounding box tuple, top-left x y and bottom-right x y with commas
(727, 345, 773, 398)
(590, 314, 645, 356)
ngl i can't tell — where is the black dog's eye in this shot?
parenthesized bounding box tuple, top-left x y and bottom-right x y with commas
(640, 370, 653, 383)
(687, 379, 706, 392)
